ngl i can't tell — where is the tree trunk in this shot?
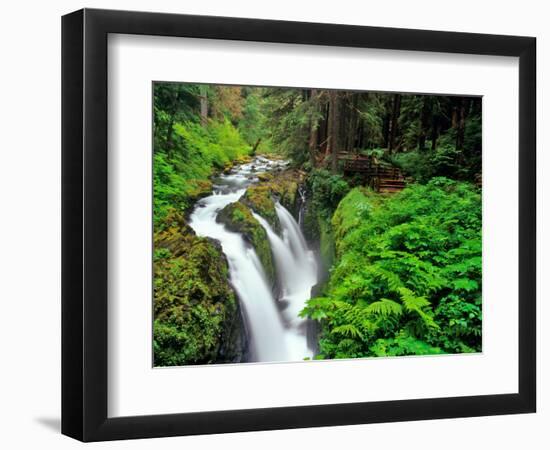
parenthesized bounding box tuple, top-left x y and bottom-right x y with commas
(347, 94, 359, 152)
(251, 138, 261, 155)
(319, 101, 329, 154)
(418, 97, 431, 151)
(308, 89, 319, 168)
(431, 115, 439, 151)
(326, 93, 333, 158)
(388, 93, 401, 154)
(455, 98, 467, 151)
(165, 116, 175, 158)
(199, 85, 208, 127)
(329, 91, 340, 173)
(165, 87, 182, 158)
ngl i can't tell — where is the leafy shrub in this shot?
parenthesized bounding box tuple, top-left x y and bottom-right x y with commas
(391, 145, 466, 182)
(307, 169, 350, 219)
(301, 179, 482, 358)
(392, 113, 482, 182)
(153, 120, 250, 226)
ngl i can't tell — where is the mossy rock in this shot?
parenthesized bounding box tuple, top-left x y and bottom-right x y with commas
(240, 169, 304, 230)
(188, 179, 213, 202)
(240, 184, 280, 232)
(234, 154, 253, 164)
(256, 172, 274, 182)
(216, 202, 276, 286)
(153, 210, 246, 366)
(272, 177, 299, 215)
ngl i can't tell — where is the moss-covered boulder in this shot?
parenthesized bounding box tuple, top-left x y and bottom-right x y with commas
(240, 184, 280, 232)
(240, 169, 304, 230)
(187, 179, 213, 202)
(216, 202, 276, 286)
(270, 170, 301, 216)
(153, 210, 247, 366)
(223, 154, 253, 173)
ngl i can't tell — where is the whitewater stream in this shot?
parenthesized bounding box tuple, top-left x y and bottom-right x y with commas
(188, 156, 318, 363)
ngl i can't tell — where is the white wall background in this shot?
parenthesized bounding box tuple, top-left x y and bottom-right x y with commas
(0, 0, 546, 448)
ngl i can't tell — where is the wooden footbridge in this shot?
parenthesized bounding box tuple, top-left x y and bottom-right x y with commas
(338, 152, 406, 194)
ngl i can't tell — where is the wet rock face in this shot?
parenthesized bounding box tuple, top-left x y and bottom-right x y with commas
(216, 201, 276, 288)
(240, 184, 281, 233)
(153, 157, 310, 366)
(153, 210, 247, 366)
(215, 166, 307, 291)
(239, 168, 305, 230)
(217, 298, 248, 363)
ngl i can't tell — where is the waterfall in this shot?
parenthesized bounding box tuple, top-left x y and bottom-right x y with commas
(188, 157, 317, 363)
(253, 206, 317, 356)
(297, 185, 306, 227)
(189, 189, 288, 362)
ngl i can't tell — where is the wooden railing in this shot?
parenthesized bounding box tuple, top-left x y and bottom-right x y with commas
(337, 153, 405, 192)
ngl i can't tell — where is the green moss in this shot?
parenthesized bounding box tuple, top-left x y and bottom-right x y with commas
(153, 210, 245, 366)
(232, 207, 246, 222)
(256, 172, 274, 182)
(241, 184, 280, 231)
(274, 179, 299, 213)
(217, 202, 276, 286)
(318, 216, 335, 269)
(240, 169, 303, 231)
(331, 187, 376, 257)
(187, 179, 213, 201)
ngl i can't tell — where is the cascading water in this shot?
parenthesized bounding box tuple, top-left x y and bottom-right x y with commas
(297, 185, 307, 227)
(252, 209, 317, 360)
(188, 156, 317, 363)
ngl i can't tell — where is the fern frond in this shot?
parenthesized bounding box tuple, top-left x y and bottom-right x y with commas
(331, 324, 364, 340)
(398, 287, 431, 312)
(366, 299, 403, 317)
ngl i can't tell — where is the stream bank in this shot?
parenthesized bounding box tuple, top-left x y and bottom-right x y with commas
(154, 156, 320, 365)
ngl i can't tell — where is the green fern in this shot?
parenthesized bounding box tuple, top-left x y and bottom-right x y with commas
(302, 180, 481, 359)
(331, 324, 364, 340)
(366, 299, 403, 317)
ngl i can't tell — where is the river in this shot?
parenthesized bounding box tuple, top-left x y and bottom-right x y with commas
(188, 156, 318, 363)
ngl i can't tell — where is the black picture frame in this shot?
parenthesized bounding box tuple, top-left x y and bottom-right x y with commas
(62, 8, 536, 442)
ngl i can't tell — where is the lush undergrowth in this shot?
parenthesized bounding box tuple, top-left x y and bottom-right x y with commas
(153, 118, 252, 365)
(153, 212, 246, 366)
(152, 82, 484, 365)
(154, 120, 250, 227)
(301, 178, 482, 358)
(302, 169, 351, 267)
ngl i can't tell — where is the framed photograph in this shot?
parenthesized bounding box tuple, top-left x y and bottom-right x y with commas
(62, 8, 536, 442)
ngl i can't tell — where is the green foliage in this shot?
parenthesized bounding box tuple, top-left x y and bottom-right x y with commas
(238, 89, 273, 153)
(302, 179, 481, 358)
(391, 145, 466, 182)
(307, 169, 351, 219)
(153, 212, 243, 366)
(153, 120, 250, 225)
(392, 113, 483, 182)
(153, 83, 257, 366)
(302, 169, 349, 266)
(263, 88, 321, 163)
(371, 333, 444, 357)
(356, 94, 386, 146)
(152, 81, 484, 365)
(153, 82, 201, 143)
